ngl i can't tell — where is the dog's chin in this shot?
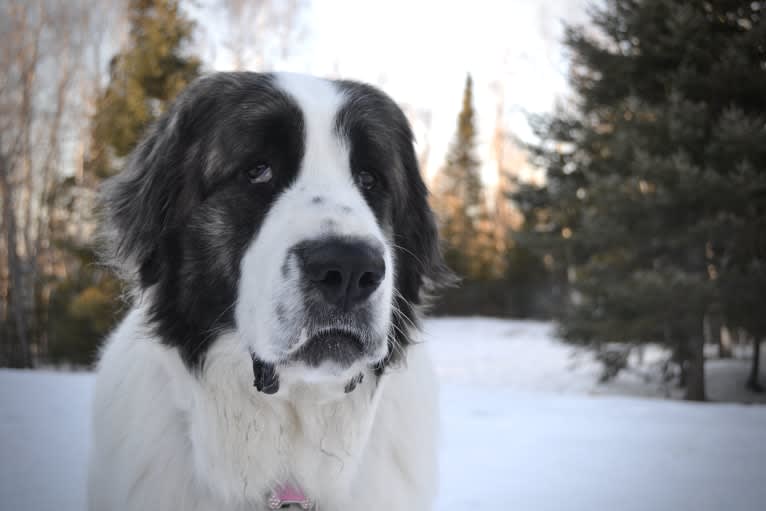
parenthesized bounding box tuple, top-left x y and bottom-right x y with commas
(250, 329, 388, 398)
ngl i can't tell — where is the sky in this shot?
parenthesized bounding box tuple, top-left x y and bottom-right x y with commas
(191, 0, 592, 180)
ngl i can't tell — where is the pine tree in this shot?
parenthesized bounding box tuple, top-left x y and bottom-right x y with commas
(47, 0, 202, 365)
(433, 74, 499, 280)
(88, 0, 201, 178)
(515, 0, 766, 400)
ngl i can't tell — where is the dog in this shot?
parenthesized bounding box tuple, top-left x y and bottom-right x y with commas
(88, 72, 448, 510)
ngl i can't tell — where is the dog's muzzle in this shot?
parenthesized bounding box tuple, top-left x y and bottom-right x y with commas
(251, 237, 387, 396)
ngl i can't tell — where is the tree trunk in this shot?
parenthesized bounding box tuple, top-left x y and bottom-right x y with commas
(0, 154, 32, 368)
(746, 338, 763, 393)
(684, 334, 706, 401)
(706, 309, 731, 358)
(671, 339, 688, 389)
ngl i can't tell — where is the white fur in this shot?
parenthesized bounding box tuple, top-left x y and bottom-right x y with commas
(88, 306, 438, 510)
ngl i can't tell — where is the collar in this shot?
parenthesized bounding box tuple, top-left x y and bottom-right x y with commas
(268, 484, 313, 510)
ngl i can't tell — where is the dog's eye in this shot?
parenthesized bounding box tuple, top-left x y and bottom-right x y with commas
(356, 171, 377, 191)
(246, 163, 273, 184)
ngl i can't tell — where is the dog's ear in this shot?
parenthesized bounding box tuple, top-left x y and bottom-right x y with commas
(392, 122, 454, 307)
(376, 118, 453, 371)
(99, 79, 213, 287)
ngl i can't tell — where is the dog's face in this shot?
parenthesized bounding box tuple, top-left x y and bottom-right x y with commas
(237, 75, 397, 385)
(102, 72, 445, 392)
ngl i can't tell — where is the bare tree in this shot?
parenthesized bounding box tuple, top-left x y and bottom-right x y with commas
(217, 0, 308, 71)
(0, 0, 125, 367)
(1, 0, 47, 366)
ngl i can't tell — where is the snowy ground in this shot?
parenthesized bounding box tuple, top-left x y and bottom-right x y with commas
(427, 317, 766, 404)
(0, 370, 93, 511)
(1, 318, 765, 511)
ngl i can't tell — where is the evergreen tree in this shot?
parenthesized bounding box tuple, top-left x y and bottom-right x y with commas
(48, 0, 202, 365)
(433, 74, 499, 280)
(515, 0, 766, 400)
(88, 0, 202, 178)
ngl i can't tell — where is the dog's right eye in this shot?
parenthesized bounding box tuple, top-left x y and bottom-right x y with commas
(246, 163, 273, 184)
(356, 171, 377, 191)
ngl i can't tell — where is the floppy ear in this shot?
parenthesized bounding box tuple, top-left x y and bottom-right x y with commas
(99, 85, 207, 287)
(375, 122, 453, 372)
(392, 124, 453, 307)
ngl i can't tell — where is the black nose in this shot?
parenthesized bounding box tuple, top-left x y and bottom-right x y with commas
(297, 238, 385, 311)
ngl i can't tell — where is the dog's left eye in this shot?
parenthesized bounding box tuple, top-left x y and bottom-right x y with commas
(356, 171, 377, 191)
(246, 163, 273, 184)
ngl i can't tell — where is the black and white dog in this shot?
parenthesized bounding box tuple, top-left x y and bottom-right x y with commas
(88, 72, 448, 510)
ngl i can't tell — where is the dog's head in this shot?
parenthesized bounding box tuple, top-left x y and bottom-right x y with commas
(102, 72, 446, 393)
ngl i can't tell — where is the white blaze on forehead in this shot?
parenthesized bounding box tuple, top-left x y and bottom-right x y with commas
(271, 72, 384, 239)
(274, 73, 349, 188)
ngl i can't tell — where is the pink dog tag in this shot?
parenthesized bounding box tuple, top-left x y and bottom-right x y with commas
(267, 484, 313, 509)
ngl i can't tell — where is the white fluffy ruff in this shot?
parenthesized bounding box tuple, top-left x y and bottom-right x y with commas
(88, 307, 438, 510)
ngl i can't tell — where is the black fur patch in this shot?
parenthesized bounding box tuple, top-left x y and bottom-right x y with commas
(344, 372, 364, 393)
(252, 356, 279, 394)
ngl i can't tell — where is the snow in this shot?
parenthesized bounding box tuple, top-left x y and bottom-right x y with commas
(1, 318, 765, 510)
(0, 371, 92, 511)
(428, 317, 766, 403)
(437, 385, 766, 511)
